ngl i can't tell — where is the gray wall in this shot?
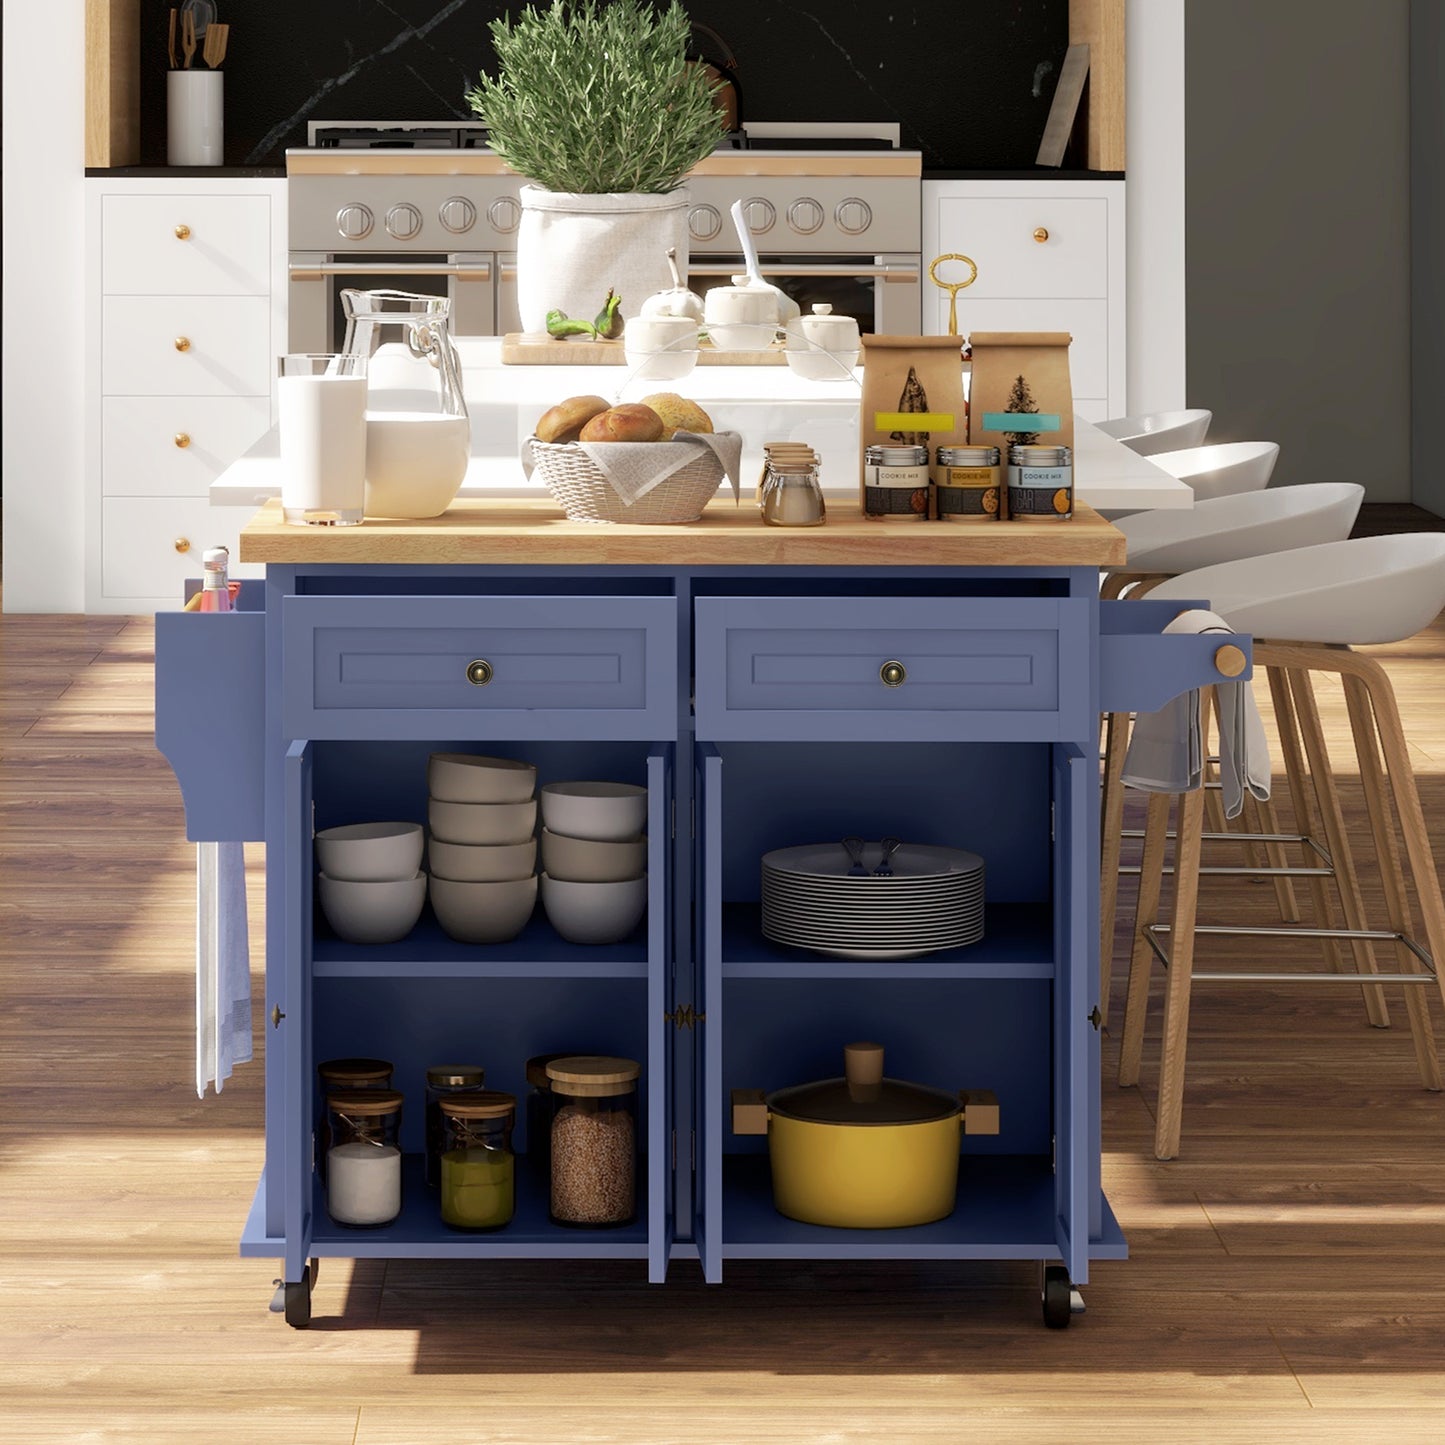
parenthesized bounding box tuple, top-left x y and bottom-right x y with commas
(1185, 0, 1411, 499)
(1412, 0, 1445, 517)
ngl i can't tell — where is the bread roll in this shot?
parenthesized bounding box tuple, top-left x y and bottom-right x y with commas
(578, 404, 665, 443)
(639, 393, 713, 440)
(535, 394, 610, 444)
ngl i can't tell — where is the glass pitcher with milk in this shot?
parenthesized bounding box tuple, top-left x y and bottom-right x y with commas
(339, 289, 471, 519)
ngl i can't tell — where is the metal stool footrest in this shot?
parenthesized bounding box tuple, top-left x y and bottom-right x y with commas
(1144, 922, 1438, 983)
(1119, 829, 1333, 879)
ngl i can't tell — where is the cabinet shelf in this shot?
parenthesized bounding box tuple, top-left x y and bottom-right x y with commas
(313, 908, 649, 980)
(720, 1155, 1125, 1261)
(719, 902, 1053, 979)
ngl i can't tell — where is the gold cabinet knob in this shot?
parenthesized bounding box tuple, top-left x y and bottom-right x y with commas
(466, 659, 494, 686)
(174, 432, 191, 449)
(174, 224, 192, 240)
(270, 1005, 285, 1029)
(1033, 227, 1049, 243)
(174, 537, 191, 554)
(174, 336, 191, 352)
(1214, 644, 1248, 678)
(880, 660, 907, 688)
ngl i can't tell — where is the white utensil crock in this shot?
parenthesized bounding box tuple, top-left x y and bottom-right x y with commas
(168, 70, 224, 167)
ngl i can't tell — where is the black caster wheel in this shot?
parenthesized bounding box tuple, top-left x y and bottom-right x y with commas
(284, 1278, 312, 1330)
(1042, 1265, 1072, 1329)
(309, 1257, 320, 1288)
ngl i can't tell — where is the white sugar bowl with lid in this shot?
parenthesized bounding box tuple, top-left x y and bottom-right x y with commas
(785, 304, 862, 381)
(705, 274, 784, 351)
(623, 313, 699, 380)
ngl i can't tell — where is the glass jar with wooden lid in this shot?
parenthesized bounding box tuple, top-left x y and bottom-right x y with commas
(424, 1064, 486, 1187)
(546, 1056, 640, 1227)
(438, 1090, 517, 1230)
(316, 1058, 394, 1184)
(324, 1089, 404, 1229)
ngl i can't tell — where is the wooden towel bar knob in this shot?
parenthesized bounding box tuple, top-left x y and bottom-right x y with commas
(1214, 644, 1247, 678)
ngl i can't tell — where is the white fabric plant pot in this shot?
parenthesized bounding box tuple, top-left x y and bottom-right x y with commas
(516, 185, 691, 335)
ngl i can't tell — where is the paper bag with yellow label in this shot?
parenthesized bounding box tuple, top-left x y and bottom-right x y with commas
(966, 331, 1074, 458)
(858, 334, 967, 519)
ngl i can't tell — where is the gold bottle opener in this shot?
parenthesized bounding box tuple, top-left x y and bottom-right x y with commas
(928, 253, 979, 337)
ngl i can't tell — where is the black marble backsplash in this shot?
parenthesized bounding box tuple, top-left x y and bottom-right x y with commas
(140, 0, 1069, 171)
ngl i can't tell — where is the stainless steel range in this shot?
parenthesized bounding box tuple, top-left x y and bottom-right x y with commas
(286, 121, 921, 350)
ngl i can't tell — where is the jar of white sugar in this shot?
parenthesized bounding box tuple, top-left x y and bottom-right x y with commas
(324, 1089, 404, 1228)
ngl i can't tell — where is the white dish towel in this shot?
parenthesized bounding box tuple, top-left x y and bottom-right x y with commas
(1122, 608, 1271, 819)
(196, 841, 253, 1097)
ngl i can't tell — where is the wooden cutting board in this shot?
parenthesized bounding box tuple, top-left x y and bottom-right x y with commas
(501, 333, 787, 366)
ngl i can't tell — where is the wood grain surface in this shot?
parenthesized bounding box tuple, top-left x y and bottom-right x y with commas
(4, 592, 1445, 1442)
(500, 335, 788, 366)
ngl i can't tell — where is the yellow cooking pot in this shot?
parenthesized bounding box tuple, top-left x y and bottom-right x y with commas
(731, 1042, 999, 1229)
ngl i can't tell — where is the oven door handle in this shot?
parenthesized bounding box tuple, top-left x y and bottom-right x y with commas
(687, 263, 920, 282)
(288, 261, 493, 281)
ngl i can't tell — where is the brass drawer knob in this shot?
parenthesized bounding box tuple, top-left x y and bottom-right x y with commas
(174, 224, 192, 240)
(466, 659, 494, 686)
(1033, 227, 1049, 243)
(1214, 644, 1247, 679)
(880, 660, 907, 688)
(174, 537, 191, 554)
(174, 432, 191, 449)
(174, 336, 191, 352)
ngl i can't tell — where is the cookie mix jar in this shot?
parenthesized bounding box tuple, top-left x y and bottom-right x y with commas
(862, 445, 931, 521)
(546, 1056, 640, 1227)
(935, 445, 1002, 522)
(1007, 444, 1074, 520)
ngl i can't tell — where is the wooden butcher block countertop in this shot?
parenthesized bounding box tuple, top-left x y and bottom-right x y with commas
(239, 496, 1125, 567)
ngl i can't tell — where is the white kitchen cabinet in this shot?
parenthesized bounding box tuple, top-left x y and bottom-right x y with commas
(86, 178, 286, 612)
(923, 180, 1126, 421)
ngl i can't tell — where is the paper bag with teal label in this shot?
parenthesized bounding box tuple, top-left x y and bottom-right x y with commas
(858, 334, 968, 516)
(967, 331, 1074, 456)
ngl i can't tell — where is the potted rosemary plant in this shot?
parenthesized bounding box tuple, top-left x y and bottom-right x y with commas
(467, 0, 724, 335)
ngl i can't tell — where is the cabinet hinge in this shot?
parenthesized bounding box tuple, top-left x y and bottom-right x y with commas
(1051, 1134, 1057, 1172)
(664, 1004, 706, 1029)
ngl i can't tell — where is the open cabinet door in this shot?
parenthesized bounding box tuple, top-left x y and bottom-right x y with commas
(1051, 743, 1094, 1285)
(282, 741, 315, 1287)
(647, 746, 676, 1284)
(693, 745, 724, 1283)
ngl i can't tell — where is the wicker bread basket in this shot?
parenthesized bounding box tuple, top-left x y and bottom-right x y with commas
(529, 438, 726, 524)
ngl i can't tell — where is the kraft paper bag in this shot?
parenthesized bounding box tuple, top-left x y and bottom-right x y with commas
(967, 331, 1075, 456)
(858, 334, 968, 513)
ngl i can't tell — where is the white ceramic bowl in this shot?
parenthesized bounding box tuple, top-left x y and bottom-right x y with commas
(318, 870, 427, 945)
(364, 412, 470, 519)
(314, 821, 424, 882)
(429, 873, 538, 945)
(540, 827, 647, 883)
(783, 345, 859, 382)
(428, 797, 538, 846)
(427, 752, 537, 804)
(541, 872, 648, 945)
(539, 781, 648, 842)
(427, 835, 537, 883)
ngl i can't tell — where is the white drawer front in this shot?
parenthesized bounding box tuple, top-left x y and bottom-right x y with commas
(103, 194, 271, 296)
(102, 396, 272, 497)
(934, 196, 1109, 299)
(103, 296, 272, 396)
(102, 496, 263, 600)
(947, 298, 1110, 399)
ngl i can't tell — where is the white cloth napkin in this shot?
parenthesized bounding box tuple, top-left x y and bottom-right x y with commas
(523, 430, 743, 507)
(1122, 609, 1271, 818)
(196, 841, 253, 1098)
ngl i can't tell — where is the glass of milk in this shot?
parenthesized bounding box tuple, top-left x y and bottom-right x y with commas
(277, 354, 369, 525)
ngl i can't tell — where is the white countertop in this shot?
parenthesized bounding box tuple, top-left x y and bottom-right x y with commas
(212, 337, 1193, 512)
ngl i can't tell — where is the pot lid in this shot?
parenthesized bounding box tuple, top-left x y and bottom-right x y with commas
(768, 1043, 958, 1125)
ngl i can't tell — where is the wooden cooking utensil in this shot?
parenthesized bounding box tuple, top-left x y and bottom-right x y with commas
(168, 9, 177, 69)
(181, 10, 196, 69)
(208, 23, 229, 67)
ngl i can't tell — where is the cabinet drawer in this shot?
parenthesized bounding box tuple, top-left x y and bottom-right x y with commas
(694, 596, 1091, 742)
(103, 194, 271, 295)
(935, 196, 1109, 299)
(282, 594, 678, 741)
(102, 496, 263, 600)
(103, 396, 272, 496)
(102, 296, 272, 396)
(1099, 599, 1253, 713)
(948, 298, 1109, 398)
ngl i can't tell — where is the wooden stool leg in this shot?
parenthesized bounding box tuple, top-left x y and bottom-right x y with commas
(1118, 790, 1173, 1089)
(1269, 666, 1351, 982)
(1343, 674, 1442, 1090)
(1099, 709, 1130, 1030)
(1155, 786, 1208, 1161)
(1290, 668, 1393, 1028)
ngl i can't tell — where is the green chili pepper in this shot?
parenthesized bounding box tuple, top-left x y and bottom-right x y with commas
(593, 289, 623, 340)
(545, 308, 597, 339)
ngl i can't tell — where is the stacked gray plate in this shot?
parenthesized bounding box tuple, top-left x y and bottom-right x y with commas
(761, 842, 985, 960)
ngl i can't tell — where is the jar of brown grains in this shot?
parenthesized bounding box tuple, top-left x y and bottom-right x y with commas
(545, 1055, 640, 1228)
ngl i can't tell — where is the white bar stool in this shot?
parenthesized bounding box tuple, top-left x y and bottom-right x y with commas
(1117, 534, 1445, 1159)
(1097, 408, 1212, 455)
(1148, 442, 1280, 501)
(1100, 484, 1366, 1021)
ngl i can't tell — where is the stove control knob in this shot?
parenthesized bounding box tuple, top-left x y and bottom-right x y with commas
(741, 197, 776, 235)
(386, 203, 423, 241)
(787, 197, 825, 235)
(688, 203, 722, 243)
(439, 196, 477, 234)
(487, 196, 522, 234)
(335, 204, 374, 241)
(835, 197, 873, 235)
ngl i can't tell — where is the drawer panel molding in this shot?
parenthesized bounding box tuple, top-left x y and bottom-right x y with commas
(103, 193, 271, 296)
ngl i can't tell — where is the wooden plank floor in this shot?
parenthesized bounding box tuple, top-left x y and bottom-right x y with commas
(3, 601, 1445, 1443)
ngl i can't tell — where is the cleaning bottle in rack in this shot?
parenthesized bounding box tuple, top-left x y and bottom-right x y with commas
(197, 546, 235, 612)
